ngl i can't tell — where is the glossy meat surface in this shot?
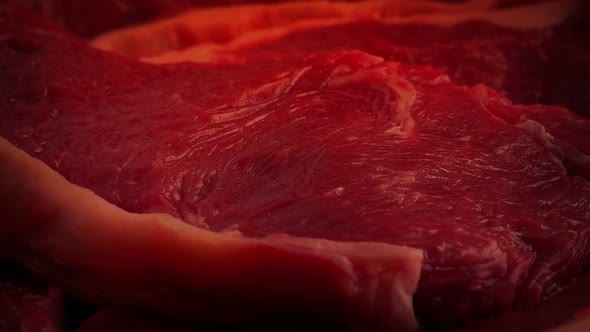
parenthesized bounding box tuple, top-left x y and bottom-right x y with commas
(1, 4, 590, 329)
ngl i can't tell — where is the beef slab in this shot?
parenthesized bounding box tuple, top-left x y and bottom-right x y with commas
(1, 2, 590, 331)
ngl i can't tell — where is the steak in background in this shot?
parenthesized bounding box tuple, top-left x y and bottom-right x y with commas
(135, 2, 589, 117)
(18, 0, 529, 38)
(17, 0, 306, 38)
(90, 0, 498, 59)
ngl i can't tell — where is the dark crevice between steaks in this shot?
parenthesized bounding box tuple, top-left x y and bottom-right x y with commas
(0, 261, 63, 332)
(62, 296, 97, 332)
(454, 269, 590, 331)
(18, 0, 307, 39)
(559, 142, 590, 180)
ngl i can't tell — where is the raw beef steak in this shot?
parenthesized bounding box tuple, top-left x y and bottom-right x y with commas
(1, 2, 590, 331)
(1, 8, 425, 332)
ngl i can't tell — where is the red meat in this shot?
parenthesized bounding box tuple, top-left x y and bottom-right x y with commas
(1, 2, 589, 331)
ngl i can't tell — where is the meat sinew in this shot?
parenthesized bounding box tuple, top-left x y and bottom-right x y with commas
(1, 1, 589, 331)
